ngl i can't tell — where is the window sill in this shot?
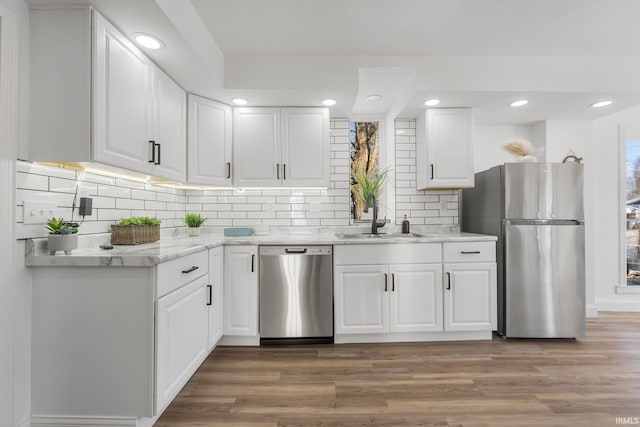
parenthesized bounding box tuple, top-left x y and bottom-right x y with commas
(615, 284, 640, 294)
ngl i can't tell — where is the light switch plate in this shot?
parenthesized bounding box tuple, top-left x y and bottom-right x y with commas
(23, 201, 60, 224)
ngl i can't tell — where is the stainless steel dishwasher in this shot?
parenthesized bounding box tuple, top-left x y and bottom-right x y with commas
(259, 246, 333, 345)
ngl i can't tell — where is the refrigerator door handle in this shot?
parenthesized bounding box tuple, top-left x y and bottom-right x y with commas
(503, 219, 584, 226)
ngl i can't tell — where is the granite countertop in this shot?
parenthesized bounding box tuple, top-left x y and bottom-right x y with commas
(25, 229, 497, 267)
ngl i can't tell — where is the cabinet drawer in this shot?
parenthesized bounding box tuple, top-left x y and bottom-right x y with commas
(443, 241, 495, 263)
(335, 243, 441, 265)
(157, 250, 209, 298)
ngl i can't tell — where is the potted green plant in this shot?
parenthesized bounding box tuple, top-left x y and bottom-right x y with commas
(46, 217, 79, 255)
(184, 212, 206, 236)
(111, 216, 161, 245)
(352, 166, 390, 220)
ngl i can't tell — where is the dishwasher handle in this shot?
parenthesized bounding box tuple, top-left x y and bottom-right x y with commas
(285, 248, 307, 254)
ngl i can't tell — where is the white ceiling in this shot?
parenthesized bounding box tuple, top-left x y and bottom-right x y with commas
(26, 0, 640, 124)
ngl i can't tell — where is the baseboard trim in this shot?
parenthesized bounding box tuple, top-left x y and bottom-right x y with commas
(31, 415, 137, 427)
(586, 304, 598, 317)
(334, 330, 492, 344)
(596, 299, 640, 312)
(219, 335, 260, 346)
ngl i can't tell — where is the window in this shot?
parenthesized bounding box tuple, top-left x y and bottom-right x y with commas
(625, 138, 640, 285)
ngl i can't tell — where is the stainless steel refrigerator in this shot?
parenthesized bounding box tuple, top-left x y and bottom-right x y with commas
(462, 163, 585, 338)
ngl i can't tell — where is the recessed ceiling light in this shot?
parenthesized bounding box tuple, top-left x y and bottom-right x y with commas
(509, 99, 529, 107)
(591, 100, 613, 108)
(232, 98, 248, 106)
(134, 33, 164, 50)
(366, 94, 383, 102)
(322, 99, 337, 106)
(424, 99, 440, 106)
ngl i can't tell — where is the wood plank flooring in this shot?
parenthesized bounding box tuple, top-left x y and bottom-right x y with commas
(155, 312, 640, 426)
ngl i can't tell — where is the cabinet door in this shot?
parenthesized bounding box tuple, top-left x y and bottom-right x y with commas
(156, 275, 208, 413)
(443, 263, 496, 332)
(153, 68, 186, 182)
(281, 108, 330, 187)
(334, 265, 389, 334)
(417, 108, 474, 189)
(208, 246, 224, 351)
(223, 246, 258, 336)
(389, 264, 443, 333)
(233, 108, 281, 187)
(188, 95, 232, 186)
(94, 13, 153, 174)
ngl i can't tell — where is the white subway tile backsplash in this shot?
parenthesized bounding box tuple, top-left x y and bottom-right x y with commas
(16, 172, 48, 191)
(131, 189, 156, 201)
(116, 199, 144, 210)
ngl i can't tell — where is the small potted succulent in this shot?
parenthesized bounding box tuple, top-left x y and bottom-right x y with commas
(46, 217, 79, 255)
(184, 212, 206, 236)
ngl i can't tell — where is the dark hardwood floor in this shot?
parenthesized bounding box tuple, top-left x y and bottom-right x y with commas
(155, 312, 640, 426)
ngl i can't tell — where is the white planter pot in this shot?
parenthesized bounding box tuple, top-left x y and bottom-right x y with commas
(187, 227, 201, 237)
(48, 233, 78, 255)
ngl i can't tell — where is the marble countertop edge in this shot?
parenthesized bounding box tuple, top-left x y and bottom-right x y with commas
(25, 232, 497, 267)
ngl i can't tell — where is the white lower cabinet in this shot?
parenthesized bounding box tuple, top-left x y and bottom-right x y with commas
(334, 241, 496, 343)
(390, 264, 443, 333)
(334, 263, 442, 335)
(444, 262, 497, 332)
(156, 275, 209, 413)
(208, 246, 224, 350)
(223, 245, 259, 339)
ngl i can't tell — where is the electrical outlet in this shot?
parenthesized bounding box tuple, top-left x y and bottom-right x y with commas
(23, 201, 59, 224)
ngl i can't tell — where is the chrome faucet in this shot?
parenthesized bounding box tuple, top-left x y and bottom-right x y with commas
(363, 194, 386, 234)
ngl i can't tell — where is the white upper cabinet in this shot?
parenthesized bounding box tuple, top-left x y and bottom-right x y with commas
(281, 108, 330, 187)
(187, 95, 232, 186)
(93, 13, 153, 174)
(233, 107, 329, 187)
(154, 70, 187, 182)
(29, 7, 187, 182)
(416, 108, 474, 189)
(233, 108, 281, 187)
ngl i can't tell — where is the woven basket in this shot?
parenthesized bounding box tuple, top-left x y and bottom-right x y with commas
(110, 224, 160, 245)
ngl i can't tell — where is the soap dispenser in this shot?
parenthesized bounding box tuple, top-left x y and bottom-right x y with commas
(402, 215, 410, 234)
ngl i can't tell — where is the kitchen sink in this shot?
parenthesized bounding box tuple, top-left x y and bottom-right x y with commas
(337, 232, 424, 239)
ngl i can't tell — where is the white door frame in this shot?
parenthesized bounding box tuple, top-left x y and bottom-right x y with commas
(0, 1, 20, 425)
(618, 126, 640, 292)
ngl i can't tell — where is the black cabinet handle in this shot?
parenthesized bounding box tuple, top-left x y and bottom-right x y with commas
(461, 251, 481, 254)
(446, 272, 451, 290)
(251, 254, 255, 272)
(226, 162, 231, 179)
(430, 164, 434, 179)
(276, 163, 280, 179)
(206, 284, 212, 306)
(181, 265, 199, 274)
(384, 273, 388, 292)
(283, 164, 286, 180)
(155, 143, 161, 165)
(392, 273, 395, 292)
(149, 141, 156, 163)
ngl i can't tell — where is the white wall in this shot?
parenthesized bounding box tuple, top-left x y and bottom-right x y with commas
(473, 125, 534, 172)
(594, 106, 640, 311)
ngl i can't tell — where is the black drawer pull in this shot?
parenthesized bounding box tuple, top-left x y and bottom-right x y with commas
(206, 284, 212, 306)
(226, 162, 231, 179)
(155, 142, 161, 165)
(181, 266, 199, 274)
(446, 272, 451, 290)
(283, 164, 286, 180)
(384, 273, 388, 292)
(251, 254, 255, 272)
(276, 163, 280, 179)
(430, 164, 434, 179)
(392, 273, 395, 292)
(460, 251, 481, 254)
